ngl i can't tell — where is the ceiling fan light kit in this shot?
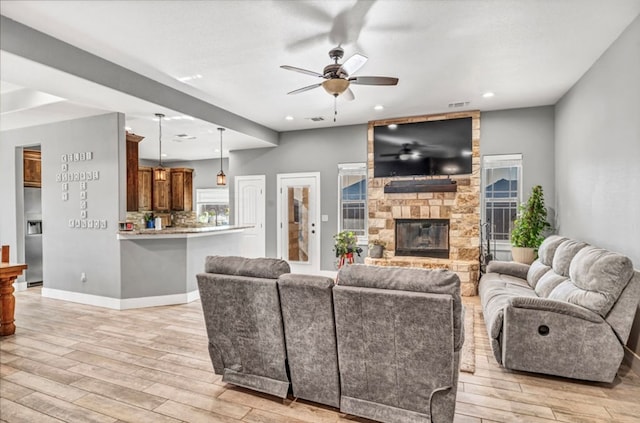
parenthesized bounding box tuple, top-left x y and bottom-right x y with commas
(322, 78, 350, 96)
(281, 46, 399, 121)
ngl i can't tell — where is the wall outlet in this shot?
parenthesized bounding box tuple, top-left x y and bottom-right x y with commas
(81, 272, 87, 283)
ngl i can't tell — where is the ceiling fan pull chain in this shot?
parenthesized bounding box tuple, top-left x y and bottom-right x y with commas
(334, 95, 337, 122)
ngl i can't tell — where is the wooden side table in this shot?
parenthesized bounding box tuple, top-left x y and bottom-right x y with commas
(0, 263, 27, 336)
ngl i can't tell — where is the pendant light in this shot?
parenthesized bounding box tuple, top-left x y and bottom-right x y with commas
(154, 113, 167, 181)
(216, 127, 226, 186)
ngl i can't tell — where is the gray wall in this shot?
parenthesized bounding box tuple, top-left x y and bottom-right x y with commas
(481, 107, 556, 212)
(555, 16, 640, 355)
(0, 113, 125, 297)
(230, 124, 367, 271)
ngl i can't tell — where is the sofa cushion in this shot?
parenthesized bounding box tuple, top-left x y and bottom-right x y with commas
(538, 235, 568, 266)
(549, 246, 634, 317)
(552, 239, 588, 277)
(204, 256, 290, 279)
(526, 261, 551, 289)
(534, 271, 568, 298)
(480, 277, 537, 339)
(526, 236, 566, 288)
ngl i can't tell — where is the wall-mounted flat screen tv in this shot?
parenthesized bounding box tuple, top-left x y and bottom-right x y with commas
(373, 117, 472, 177)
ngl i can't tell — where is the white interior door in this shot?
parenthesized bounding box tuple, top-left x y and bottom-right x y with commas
(235, 175, 266, 258)
(277, 172, 321, 274)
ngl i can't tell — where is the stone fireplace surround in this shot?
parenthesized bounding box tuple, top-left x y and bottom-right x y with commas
(364, 111, 481, 296)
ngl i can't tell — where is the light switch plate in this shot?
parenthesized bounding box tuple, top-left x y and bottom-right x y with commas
(321, 214, 329, 222)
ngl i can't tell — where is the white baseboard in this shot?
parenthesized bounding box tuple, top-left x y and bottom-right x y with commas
(41, 287, 200, 310)
(186, 290, 200, 302)
(13, 281, 28, 292)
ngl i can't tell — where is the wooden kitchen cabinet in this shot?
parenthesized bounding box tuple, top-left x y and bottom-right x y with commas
(23, 149, 41, 188)
(171, 168, 193, 211)
(126, 132, 144, 211)
(138, 166, 153, 211)
(152, 168, 171, 211)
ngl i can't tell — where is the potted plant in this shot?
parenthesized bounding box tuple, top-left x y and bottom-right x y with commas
(511, 185, 551, 264)
(144, 213, 155, 229)
(369, 239, 385, 259)
(333, 231, 363, 268)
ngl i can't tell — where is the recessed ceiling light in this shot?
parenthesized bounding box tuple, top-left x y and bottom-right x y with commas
(215, 149, 220, 152)
(285, 115, 294, 121)
(125, 126, 132, 131)
(161, 153, 168, 157)
(177, 74, 203, 83)
(388, 124, 398, 130)
(374, 105, 384, 111)
(482, 92, 495, 98)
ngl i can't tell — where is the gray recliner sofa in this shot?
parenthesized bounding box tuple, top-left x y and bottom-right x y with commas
(479, 235, 640, 383)
(197, 258, 464, 423)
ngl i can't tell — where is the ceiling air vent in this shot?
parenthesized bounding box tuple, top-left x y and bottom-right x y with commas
(306, 116, 325, 122)
(448, 101, 470, 108)
(173, 134, 197, 142)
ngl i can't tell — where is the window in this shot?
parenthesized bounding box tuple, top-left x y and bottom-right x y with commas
(482, 154, 522, 243)
(338, 163, 367, 241)
(196, 188, 229, 225)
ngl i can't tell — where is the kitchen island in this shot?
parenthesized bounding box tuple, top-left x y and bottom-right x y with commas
(117, 225, 250, 308)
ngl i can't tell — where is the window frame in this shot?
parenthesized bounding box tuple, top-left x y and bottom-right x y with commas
(337, 162, 368, 245)
(481, 154, 523, 248)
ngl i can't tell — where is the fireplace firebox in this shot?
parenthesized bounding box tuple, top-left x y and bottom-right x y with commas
(395, 219, 450, 258)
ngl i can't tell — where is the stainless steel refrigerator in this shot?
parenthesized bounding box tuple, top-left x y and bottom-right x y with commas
(24, 187, 43, 286)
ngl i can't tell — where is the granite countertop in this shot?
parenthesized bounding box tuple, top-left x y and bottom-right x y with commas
(117, 225, 251, 240)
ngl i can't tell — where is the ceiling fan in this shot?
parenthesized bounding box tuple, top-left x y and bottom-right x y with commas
(380, 143, 421, 161)
(280, 46, 399, 102)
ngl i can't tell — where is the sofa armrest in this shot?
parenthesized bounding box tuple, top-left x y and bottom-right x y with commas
(486, 260, 530, 280)
(508, 296, 603, 323)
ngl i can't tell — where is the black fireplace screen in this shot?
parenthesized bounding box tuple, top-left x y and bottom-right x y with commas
(395, 219, 450, 258)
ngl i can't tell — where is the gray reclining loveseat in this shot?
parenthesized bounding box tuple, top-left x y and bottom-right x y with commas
(479, 235, 640, 382)
(197, 257, 464, 423)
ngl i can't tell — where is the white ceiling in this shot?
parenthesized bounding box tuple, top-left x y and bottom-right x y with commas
(1, 0, 639, 161)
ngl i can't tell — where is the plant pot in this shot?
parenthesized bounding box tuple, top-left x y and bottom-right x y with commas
(512, 246, 536, 264)
(146, 220, 155, 229)
(370, 245, 384, 259)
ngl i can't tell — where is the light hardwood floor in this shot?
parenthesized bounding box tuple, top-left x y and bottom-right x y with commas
(1, 288, 639, 423)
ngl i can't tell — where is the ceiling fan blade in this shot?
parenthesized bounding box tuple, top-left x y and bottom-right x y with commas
(287, 83, 322, 95)
(342, 87, 355, 101)
(349, 76, 399, 86)
(286, 33, 330, 52)
(338, 53, 368, 76)
(280, 65, 324, 79)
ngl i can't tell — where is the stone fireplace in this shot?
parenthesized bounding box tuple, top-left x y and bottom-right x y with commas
(395, 219, 449, 258)
(365, 111, 481, 296)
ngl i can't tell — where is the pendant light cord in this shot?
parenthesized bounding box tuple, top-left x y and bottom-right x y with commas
(156, 113, 165, 167)
(219, 130, 223, 170)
